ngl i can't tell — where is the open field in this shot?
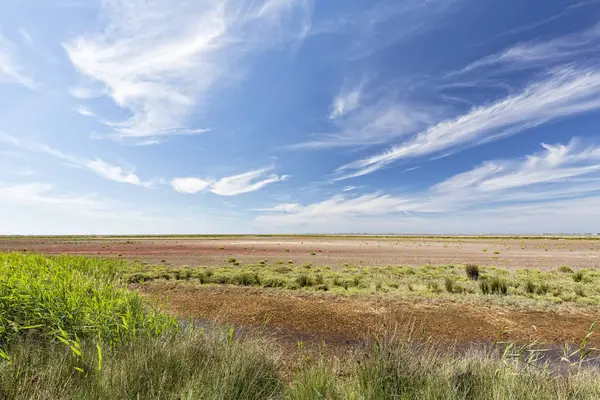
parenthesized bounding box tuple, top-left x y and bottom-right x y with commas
(3, 252, 600, 399)
(2, 235, 600, 269)
(2, 237, 600, 398)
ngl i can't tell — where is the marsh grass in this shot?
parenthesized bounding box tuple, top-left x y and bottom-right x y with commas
(0, 252, 174, 348)
(3, 252, 600, 399)
(128, 261, 600, 305)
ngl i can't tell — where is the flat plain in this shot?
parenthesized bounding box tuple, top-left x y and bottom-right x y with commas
(3, 235, 600, 349)
(2, 235, 600, 269)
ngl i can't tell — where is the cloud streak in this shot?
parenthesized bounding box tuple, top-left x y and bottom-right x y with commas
(74, 105, 96, 117)
(458, 23, 600, 74)
(0, 133, 151, 186)
(291, 98, 437, 150)
(64, 0, 313, 143)
(261, 138, 600, 226)
(172, 167, 288, 196)
(329, 83, 362, 120)
(336, 67, 600, 179)
(0, 30, 35, 88)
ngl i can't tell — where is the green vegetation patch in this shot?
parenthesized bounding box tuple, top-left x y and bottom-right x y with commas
(0, 252, 174, 348)
(128, 261, 600, 305)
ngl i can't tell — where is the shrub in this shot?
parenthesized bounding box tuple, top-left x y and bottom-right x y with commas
(227, 257, 237, 263)
(465, 264, 480, 281)
(261, 276, 287, 288)
(314, 274, 324, 285)
(524, 280, 536, 294)
(233, 271, 258, 286)
(573, 271, 585, 282)
(296, 273, 313, 288)
(444, 277, 455, 293)
(536, 282, 550, 295)
(575, 285, 586, 297)
(274, 265, 292, 274)
(427, 281, 442, 294)
(480, 277, 508, 295)
(310, 252, 317, 256)
(558, 265, 573, 273)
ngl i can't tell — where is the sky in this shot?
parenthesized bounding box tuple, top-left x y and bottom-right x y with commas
(1, 0, 600, 234)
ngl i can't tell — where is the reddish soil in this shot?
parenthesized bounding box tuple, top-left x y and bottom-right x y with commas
(141, 283, 599, 349)
(2, 236, 600, 270)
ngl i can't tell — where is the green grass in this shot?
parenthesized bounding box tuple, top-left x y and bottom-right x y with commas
(0, 252, 174, 348)
(126, 261, 600, 306)
(3, 252, 600, 399)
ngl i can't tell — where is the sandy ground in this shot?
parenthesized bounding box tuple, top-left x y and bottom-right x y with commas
(2, 236, 600, 270)
(141, 283, 599, 349)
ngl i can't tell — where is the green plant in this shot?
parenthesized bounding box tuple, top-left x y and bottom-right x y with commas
(524, 280, 536, 294)
(558, 265, 573, 273)
(0, 253, 176, 350)
(296, 273, 313, 288)
(444, 277, 455, 293)
(465, 264, 480, 281)
(480, 276, 508, 295)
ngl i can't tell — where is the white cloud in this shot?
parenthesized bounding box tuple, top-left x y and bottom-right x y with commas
(0, 182, 110, 211)
(85, 158, 145, 186)
(330, 83, 362, 119)
(260, 138, 600, 228)
(257, 193, 425, 226)
(0, 30, 35, 88)
(170, 177, 212, 194)
(64, 0, 312, 142)
(74, 105, 96, 117)
(342, 185, 357, 192)
(0, 132, 151, 187)
(171, 167, 288, 196)
(336, 67, 600, 179)
(458, 23, 600, 75)
(291, 99, 436, 150)
(69, 86, 105, 99)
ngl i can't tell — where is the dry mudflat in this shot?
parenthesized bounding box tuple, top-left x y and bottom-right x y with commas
(2, 235, 600, 269)
(3, 235, 600, 349)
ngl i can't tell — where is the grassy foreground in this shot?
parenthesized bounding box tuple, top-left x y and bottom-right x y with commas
(1, 252, 600, 399)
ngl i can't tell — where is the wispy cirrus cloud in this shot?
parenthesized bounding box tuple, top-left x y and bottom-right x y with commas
(291, 96, 437, 150)
(0, 30, 35, 89)
(311, 0, 461, 59)
(172, 167, 288, 196)
(64, 0, 313, 143)
(74, 105, 96, 117)
(0, 182, 110, 210)
(0, 132, 152, 186)
(329, 82, 362, 120)
(458, 23, 600, 75)
(261, 138, 600, 227)
(336, 67, 600, 180)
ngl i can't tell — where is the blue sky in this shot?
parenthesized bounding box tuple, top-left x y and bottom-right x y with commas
(2, 0, 600, 234)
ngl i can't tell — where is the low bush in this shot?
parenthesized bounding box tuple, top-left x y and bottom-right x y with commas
(558, 265, 573, 273)
(465, 264, 480, 281)
(480, 276, 508, 295)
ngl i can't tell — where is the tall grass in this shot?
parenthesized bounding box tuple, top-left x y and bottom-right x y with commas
(0, 252, 174, 348)
(0, 329, 282, 400)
